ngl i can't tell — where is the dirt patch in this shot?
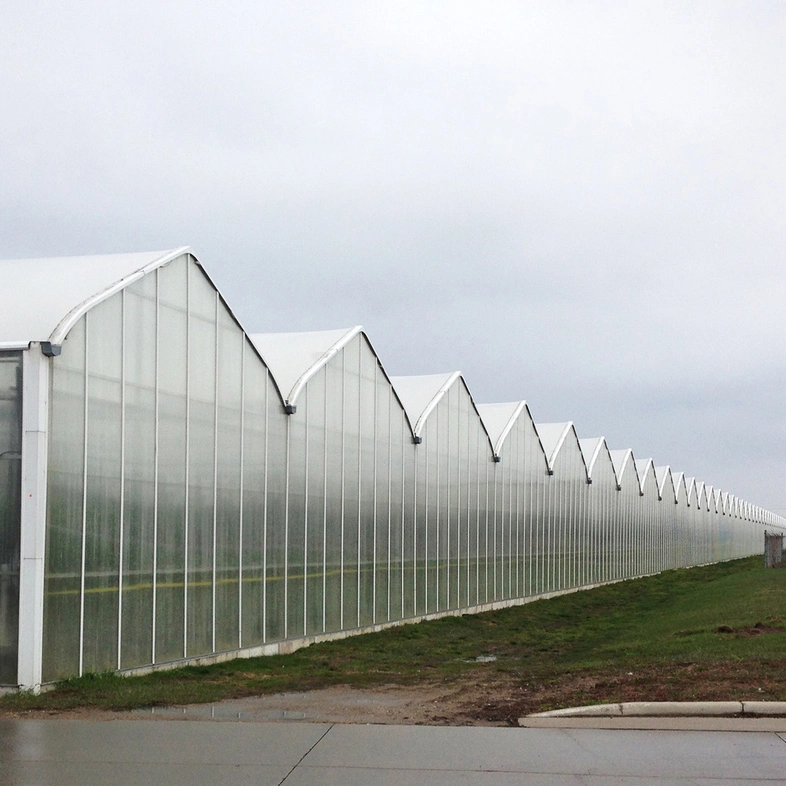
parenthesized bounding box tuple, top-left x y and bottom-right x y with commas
(6, 662, 786, 727)
(0, 684, 504, 726)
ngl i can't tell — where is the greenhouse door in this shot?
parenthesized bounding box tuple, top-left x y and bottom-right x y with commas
(0, 353, 22, 684)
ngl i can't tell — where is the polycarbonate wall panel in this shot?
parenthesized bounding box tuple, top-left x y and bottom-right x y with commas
(186, 267, 217, 658)
(547, 438, 586, 594)
(156, 259, 188, 664)
(43, 319, 86, 680)
(0, 353, 22, 685)
(304, 370, 326, 636)
(120, 278, 156, 670)
(323, 359, 344, 632)
(240, 353, 268, 647)
(83, 298, 122, 673)
(264, 393, 287, 643)
(358, 346, 376, 627)
(340, 339, 360, 628)
(215, 308, 243, 653)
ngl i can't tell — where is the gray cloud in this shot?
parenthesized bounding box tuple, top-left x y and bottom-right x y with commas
(2, 0, 784, 512)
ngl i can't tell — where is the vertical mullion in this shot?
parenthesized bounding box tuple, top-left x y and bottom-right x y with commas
(424, 429, 429, 613)
(356, 349, 362, 629)
(412, 436, 418, 616)
(262, 371, 269, 643)
(322, 369, 328, 633)
(78, 313, 89, 676)
(283, 413, 290, 639)
(372, 363, 377, 624)
(303, 388, 309, 637)
(400, 417, 405, 619)
(116, 291, 126, 670)
(211, 292, 219, 654)
(339, 352, 345, 631)
(183, 260, 191, 657)
(433, 408, 442, 611)
(152, 270, 160, 663)
(238, 339, 245, 647)
(386, 384, 392, 623)
(465, 408, 472, 606)
(445, 396, 450, 609)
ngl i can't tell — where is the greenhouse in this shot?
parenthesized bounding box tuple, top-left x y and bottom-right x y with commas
(1, 247, 783, 691)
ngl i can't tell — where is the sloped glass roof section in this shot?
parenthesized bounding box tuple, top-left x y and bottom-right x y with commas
(609, 448, 638, 490)
(655, 466, 675, 502)
(579, 437, 607, 478)
(250, 326, 362, 410)
(635, 458, 656, 494)
(0, 248, 188, 349)
(534, 421, 573, 472)
(477, 401, 528, 458)
(390, 372, 461, 438)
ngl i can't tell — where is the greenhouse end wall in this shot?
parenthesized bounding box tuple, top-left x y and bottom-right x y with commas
(5, 250, 781, 689)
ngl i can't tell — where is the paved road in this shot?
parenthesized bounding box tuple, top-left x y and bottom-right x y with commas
(2, 718, 786, 785)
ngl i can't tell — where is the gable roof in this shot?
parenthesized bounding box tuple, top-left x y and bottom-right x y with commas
(655, 466, 675, 502)
(0, 248, 188, 349)
(250, 326, 362, 411)
(476, 401, 532, 460)
(609, 448, 639, 490)
(578, 437, 610, 480)
(390, 372, 460, 440)
(535, 422, 587, 478)
(634, 458, 657, 494)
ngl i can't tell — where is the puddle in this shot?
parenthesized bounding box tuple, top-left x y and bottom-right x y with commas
(133, 705, 310, 721)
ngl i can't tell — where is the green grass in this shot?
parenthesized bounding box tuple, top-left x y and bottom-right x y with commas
(4, 556, 786, 715)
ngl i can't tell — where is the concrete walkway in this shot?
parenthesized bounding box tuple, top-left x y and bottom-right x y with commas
(3, 718, 786, 785)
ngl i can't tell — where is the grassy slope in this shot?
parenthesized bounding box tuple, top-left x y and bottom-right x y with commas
(4, 556, 786, 715)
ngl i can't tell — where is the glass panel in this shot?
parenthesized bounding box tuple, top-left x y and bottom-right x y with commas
(305, 371, 326, 635)
(286, 396, 306, 639)
(43, 319, 85, 681)
(421, 418, 435, 613)
(241, 345, 267, 646)
(323, 360, 343, 632)
(0, 353, 22, 684)
(121, 282, 156, 669)
(341, 341, 359, 628)
(264, 389, 287, 642)
(387, 390, 404, 623)
(402, 420, 416, 619)
(186, 276, 216, 657)
(83, 298, 122, 673)
(155, 259, 188, 663)
(215, 310, 242, 652)
(358, 344, 376, 626)
(374, 370, 390, 623)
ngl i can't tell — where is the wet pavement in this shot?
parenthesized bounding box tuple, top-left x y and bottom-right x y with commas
(2, 718, 786, 784)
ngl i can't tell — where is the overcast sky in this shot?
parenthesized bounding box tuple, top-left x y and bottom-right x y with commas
(2, 1, 784, 514)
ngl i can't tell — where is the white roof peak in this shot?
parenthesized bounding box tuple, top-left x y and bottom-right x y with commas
(578, 437, 607, 479)
(250, 326, 362, 409)
(609, 448, 638, 489)
(534, 422, 574, 472)
(390, 372, 461, 438)
(0, 248, 189, 348)
(477, 401, 528, 458)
